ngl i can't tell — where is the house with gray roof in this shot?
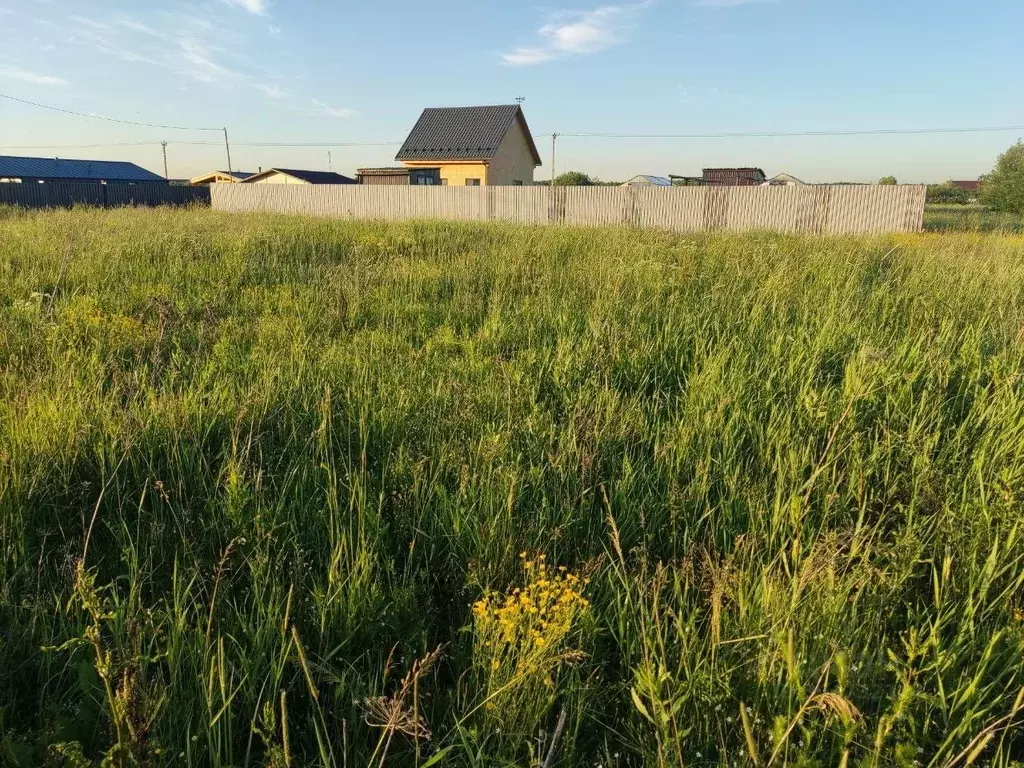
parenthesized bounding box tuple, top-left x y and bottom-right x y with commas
(395, 104, 542, 186)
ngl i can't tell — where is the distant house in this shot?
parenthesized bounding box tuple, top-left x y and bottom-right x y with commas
(668, 175, 705, 186)
(951, 180, 981, 192)
(395, 104, 542, 186)
(356, 167, 441, 186)
(190, 170, 255, 185)
(0, 155, 165, 184)
(621, 175, 672, 187)
(765, 172, 807, 186)
(703, 168, 766, 187)
(242, 168, 356, 185)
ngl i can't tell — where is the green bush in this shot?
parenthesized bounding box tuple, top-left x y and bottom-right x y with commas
(981, 141, 1024, 214)
(926, 182, 975, 205)
(553, 171, 593, 186)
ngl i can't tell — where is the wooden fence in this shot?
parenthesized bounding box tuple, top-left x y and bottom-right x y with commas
(0, 182, 210, 209)
(211, 184, 925, 234)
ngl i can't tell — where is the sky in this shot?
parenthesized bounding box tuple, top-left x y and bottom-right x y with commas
(0, 0, 1022, 183)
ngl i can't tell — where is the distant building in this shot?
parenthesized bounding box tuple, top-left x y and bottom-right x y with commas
(703, 168, 766, 187)
(395, 104, 542, 186)
(668, 175, 705, 186)
(621, 175, 672, 187)
(0, 155, 165, 184)
(356, 167, 441, 185)
(242, 168, 356, 185)
(190, 170, 255, 185)
(765, 172, 807, 186)
(951, 180, 981, 192)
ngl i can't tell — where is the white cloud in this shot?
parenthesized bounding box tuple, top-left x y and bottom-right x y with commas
(311, 99, 359, 118)
(220, 0, 267, 15)
(256, 83, 287, 99)
(0, 65, 68, 86)
(692, 0, 777, 6)
(502, 2, 653, 66)
(268, 24, 281, 34)
(503, 48, 554, 65)
(180, 38, 243, 84)
(67, 15, 162, 65)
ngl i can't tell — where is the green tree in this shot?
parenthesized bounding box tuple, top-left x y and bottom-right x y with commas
(981, 142, 1024, 214)
(878, 176, 898, 185)
(553, 171, 593, 186)
(926, 182, 974, 205)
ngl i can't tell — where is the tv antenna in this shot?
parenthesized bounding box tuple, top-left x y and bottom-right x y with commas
(515, 96, 526, 104)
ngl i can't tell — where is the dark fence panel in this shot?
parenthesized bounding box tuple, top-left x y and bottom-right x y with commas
(0, 182, 210, 209)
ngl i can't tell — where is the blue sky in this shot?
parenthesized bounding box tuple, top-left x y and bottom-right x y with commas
(0, 0, 1021, 182)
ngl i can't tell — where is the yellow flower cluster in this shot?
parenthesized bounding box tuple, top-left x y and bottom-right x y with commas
(471, 553, 589, 728)
(472, 554, 588, 651)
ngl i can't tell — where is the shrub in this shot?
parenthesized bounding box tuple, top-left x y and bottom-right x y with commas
(926, 182, 974, 204)
(981, 141, 1024, 214)
(553, 171, 593, 186)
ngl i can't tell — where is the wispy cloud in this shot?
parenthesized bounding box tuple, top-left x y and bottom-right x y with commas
(692, 0, 777, 7)
(180, 38, 243, 84)
(256, 83, 287, 99)
(504, 48, 554, 65)
(67, 15, 161, 65)
(0, 64, 68, 86)
(311, 99, 359, 118)
(219, 0, 267, 15)
(503, 2, 653, 66)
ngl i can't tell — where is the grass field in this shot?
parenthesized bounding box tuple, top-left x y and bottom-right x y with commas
(924, 204, 1024, 234)
(1, 207, 1023, 767)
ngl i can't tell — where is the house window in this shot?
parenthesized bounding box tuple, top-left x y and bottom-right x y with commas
(512, 180, 523, 186)
(465, 178, 481, 186)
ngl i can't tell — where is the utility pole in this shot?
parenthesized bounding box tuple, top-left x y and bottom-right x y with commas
(223, 127, 233, 174)
(161, 141, 169, 179)
(550, 132, 557, 184)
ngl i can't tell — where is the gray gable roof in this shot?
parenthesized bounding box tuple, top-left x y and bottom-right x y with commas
(0, 155, 164, 182)
(243, 168, 356, 184)
(395, 105, 542, 165)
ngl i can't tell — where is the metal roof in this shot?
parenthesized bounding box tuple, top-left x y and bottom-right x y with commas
(395, 105, 542, 165)
(356, 166, 416, 175)
(243, 168, 356, 184)
(623, 175, 672, 186)
(0, 155, 164, 182)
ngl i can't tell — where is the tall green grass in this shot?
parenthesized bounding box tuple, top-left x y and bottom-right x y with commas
(925, 204, 1024, 233)
(1, 208, 1023, 767)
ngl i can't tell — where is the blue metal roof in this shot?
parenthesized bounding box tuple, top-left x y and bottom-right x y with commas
(0, 155, 164, 182)
(641, 175, 672, 186)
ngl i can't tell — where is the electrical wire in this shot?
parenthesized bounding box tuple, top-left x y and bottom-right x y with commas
(551, 126, 1024, 139)
(0, 141, 164, 149)
(0, 92, 223, 131)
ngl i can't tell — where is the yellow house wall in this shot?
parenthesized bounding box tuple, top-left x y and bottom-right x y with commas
(402, 161, 488, 186)
(487, 122, 538, 186)
(251, 172, 309, 185)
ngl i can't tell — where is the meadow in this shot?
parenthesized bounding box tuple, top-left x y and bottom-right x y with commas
(924, 204, 1024, 234)
(1, 206, 1023, 767)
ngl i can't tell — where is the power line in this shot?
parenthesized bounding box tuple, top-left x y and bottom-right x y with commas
(0, 141, 164, 149)
(0, 91, 222, 132)
(171, 140, 404, 147)
(551, 125, 1024, 139)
